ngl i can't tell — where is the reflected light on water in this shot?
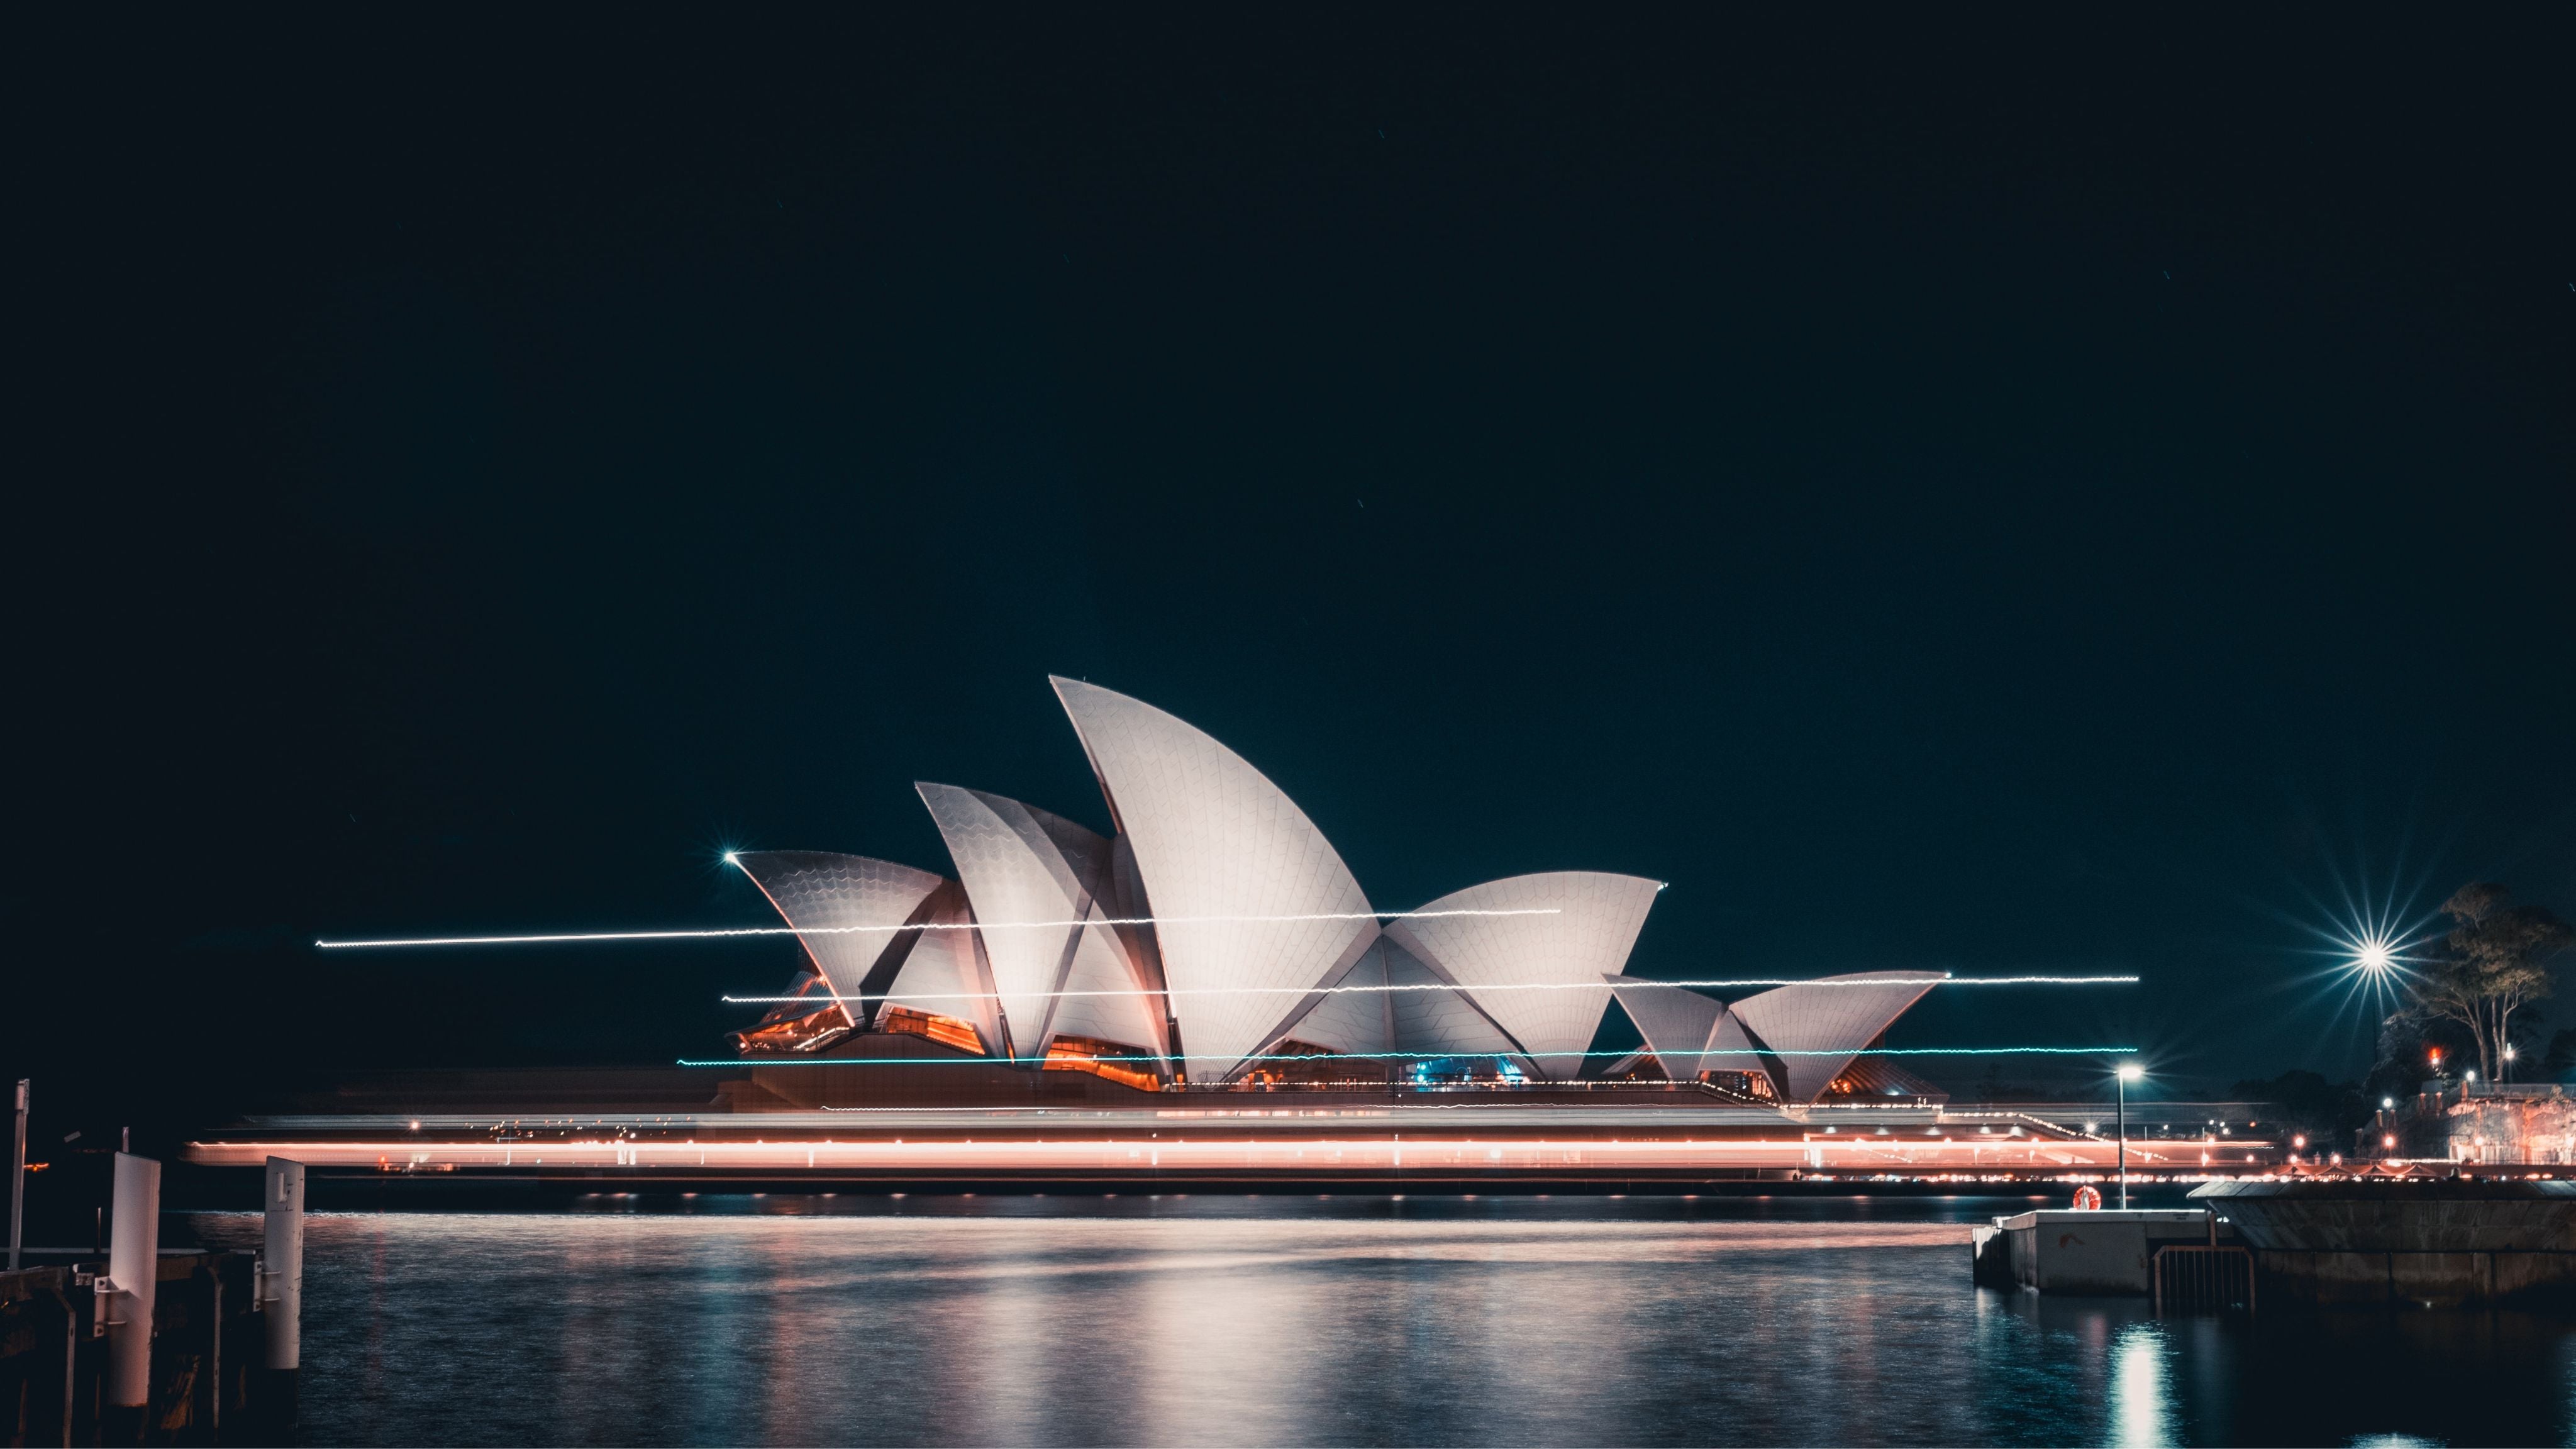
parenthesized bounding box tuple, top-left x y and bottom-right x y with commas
(180, 1200, 2576, 1446)
(2108, 1323, 2175, 1448)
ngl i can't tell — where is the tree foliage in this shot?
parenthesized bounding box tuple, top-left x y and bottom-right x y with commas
(2228, 1068, 2367, 1143)
(2414, 882, 2575, 1082)
(2363, 1008, 2474, 1102)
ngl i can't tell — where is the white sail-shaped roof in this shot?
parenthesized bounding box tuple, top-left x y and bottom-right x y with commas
(1041, 907, 1167, 1057)
(1275, 945, 1392, 1056)
(1276, 939, 1528, 1065)
(730, 851, 947, 1002)
(1725, 970, 1943, 1104)
(1603, 975, 1726, 1079)
(1385, 940, 1528, 1061)
(1387, 872, 1662, 1080)
(1052, 677, 1380, 1080)
(917, 783, 1167, 1064)
(874, 880, 1006, 1054)
(1701, 1008, 1766, 1082)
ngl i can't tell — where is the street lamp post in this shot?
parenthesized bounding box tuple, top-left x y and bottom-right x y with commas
(2116, 1063, 2145, 1209)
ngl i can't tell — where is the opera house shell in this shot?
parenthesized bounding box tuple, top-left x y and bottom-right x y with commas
(729, 678, 1936, 1106)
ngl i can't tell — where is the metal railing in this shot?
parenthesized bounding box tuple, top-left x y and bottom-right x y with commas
(2153, 1243, 2255, 1314)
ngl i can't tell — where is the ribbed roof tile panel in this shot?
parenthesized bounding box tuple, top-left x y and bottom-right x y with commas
(1724, 971, 1943, 1104)
(918, 784, 1114, 1058)
(1701, 1009, 1765, 1082)
(1041, 904, 1169, 1060)
(877, 891, 1002, 1054)
(1275, 945, 1391, 1056)
(1389, 941, 1526, 1060)
(1386, 872, 1662, 1080)
(730, 851, 947, 1002)
(1052, 677, 1379, 1079)
(1604, 975, 1728, 1079)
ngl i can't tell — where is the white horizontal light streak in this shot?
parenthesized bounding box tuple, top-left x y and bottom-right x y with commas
(181, 1134, 2204, 1173)
(680, 1045, 2135, 1065)
(314, 907, 1557, 951)
(1663, 976, 2135, 988)
(721, 974, 2136, 1004)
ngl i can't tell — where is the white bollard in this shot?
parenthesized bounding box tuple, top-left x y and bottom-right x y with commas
(262, 1157, 304, 1371)
(106, 1152, 161, 1409)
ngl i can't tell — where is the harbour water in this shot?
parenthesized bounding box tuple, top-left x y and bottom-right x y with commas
(187, 1196, 2576, 1446)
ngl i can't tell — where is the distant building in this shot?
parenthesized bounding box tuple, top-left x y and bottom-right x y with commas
(730, 677, 1935, 1104)
(2370, 1083, 2576, 1165)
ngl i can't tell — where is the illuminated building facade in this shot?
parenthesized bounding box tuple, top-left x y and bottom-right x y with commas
(730, 678, 1932, 1104)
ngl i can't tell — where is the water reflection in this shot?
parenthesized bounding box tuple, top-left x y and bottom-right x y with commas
(186, 1197, 2576, 1446)
(2109, 1323, 2175, 1448)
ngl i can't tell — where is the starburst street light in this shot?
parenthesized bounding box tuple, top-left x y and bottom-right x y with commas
(2280, 881, 2441, 1080)
(2271, 863, 2443, 1076)
(2297, 862, 2436, 985)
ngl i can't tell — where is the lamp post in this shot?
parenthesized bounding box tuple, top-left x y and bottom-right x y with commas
(2116, 1063, 2145, 1209)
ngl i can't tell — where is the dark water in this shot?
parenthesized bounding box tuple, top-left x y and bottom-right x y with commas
(191, 1197, 2576, 1446)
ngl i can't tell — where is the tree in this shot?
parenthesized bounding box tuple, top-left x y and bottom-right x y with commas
(2543, 1026, 2576, 1079)
(2414, 883, 2575, 1082)
(2363, 1007, 2473, 1102)
(2228, 1069, 2366, 1145)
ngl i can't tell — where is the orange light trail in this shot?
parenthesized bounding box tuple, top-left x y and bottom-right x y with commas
(182, 1135, 2230, 1174)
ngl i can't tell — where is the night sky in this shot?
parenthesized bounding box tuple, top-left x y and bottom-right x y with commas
(11, 10, 2571, 1128)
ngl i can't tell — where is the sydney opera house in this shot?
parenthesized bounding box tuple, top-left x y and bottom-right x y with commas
(724, 678, 1943, 1109)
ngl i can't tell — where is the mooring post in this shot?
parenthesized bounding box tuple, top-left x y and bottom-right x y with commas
(105, 1151, 162, 1430)
(260, 1156, 305, 1431)
(8, 1079, 25, 1271)
(61, 1272, 78, 1448)
(205, 1262, 222, 1438)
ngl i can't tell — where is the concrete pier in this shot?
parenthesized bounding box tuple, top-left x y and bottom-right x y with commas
(2192, 1179, 2576, 1308)
(1973, 1209, 2229, 1294)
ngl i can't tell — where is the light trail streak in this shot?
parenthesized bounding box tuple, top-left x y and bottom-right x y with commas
(1662, 975, 2135, 987)
(678, 1045, 2137, 1067)
(720, 974, 2136, 1004)
(182, 1135, 2213, 1174)
(314, 907, 1559, 950)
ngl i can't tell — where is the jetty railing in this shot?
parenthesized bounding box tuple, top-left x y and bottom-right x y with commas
(2153, 1242, 2255, 1313)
